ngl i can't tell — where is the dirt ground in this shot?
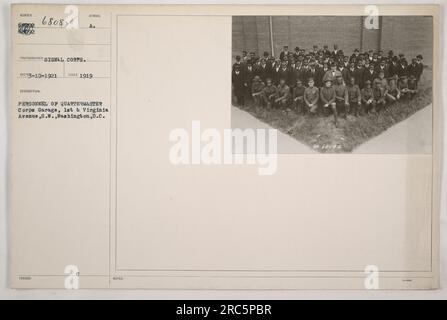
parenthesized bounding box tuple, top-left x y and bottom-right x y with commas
(233, 68, 433, 153)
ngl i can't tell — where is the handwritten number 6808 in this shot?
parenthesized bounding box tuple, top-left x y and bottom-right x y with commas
(41, 16, 66, 27)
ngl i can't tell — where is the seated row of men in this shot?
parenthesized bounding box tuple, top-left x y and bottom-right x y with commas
(237, 72, 418, 125)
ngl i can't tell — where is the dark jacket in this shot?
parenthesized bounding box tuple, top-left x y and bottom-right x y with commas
(277, 67, 291, 85)
(339, 67, 350, 84)
(363, 69, 376, 85)
(320, 86, 336, 104)
(232, 70, 246, 95)
(396, 64, 408, 78)
(244, 67, 255, 87)
(305, 68, 320, 86)
(255, 64, 271, 82)
(414, 63, 423, 81)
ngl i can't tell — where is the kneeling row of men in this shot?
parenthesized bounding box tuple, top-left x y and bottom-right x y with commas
(247, 72, 418, 125)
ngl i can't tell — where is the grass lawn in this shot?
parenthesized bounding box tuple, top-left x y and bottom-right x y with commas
(233, 68, 432, 153)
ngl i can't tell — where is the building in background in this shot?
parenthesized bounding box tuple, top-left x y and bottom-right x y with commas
(232, 16, 433, 65)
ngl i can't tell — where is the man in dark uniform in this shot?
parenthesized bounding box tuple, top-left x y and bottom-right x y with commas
(374, 70, 389, 111)
(375, 60, 389, 79)
(335, 50, 344, 65)
(275, 78, 291, 108)
(371, 52, 379, 65)
(318, 62, 329, 87)
(372, 78, 386, 113)
(304, 78, 320, 114)
(415, 54, 424, 83)
(377, 50, 384, 62)
(398, 75, 410, 99)
(242, 51, 248, 63)
(396, 59, 409, 78)
(339, 62, 350, 84)
(342, 55, 350, 69)
(333, 75, 349, 119)
(288, 57, 297, 70)
(293, 47, 300, 60)
(351, 48, 360, 62)
(286, 59, 297, 90)
(298, 60, 310, 83)
(262, 78, 278, 108)
(255, 58, 271, 83)
(361, 80, 374, 114)
(232, 65, 246, 106)
(233, 55, 243, 71)
(407, 75, 418, 99)
(279, 45, 290, 61)
(317, 56, 324, 69)
(277, 61, 291, 87)
(320, 79, 337, 123)
(251, 75, 265, 106)
(347, 76, 362, 116)
(306, 61, 320, 87)
(347, 62, 357, 78)
(268, 56, 276, 69)
(398, 53, 405, 63)
(244, 62, 255, 96)
(388, 56, 399, 78)
(374, 70, 388, 94)
(407, 58, 419, 81)
(323, 63, 342, 84)
(386, 75, 401, 103)
(293, 79, 306, 114)
(387, 50, 394, 63)
(263, 51, 270, 60)
(271, 59, 282, 85)
(249, 51, 256, 62)
(320, 45, 328, 57)
(354, 60, 365, 89)
(364, 59, 371, 72)
(363, 64, 376, 85)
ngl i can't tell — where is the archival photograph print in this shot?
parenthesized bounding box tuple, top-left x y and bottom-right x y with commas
(231, 16, 433, 153)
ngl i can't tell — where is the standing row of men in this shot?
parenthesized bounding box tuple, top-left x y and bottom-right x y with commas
(232, 45, 424, 125)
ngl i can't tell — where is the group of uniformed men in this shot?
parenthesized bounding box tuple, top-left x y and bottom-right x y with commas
(232, 44, 424, 125)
